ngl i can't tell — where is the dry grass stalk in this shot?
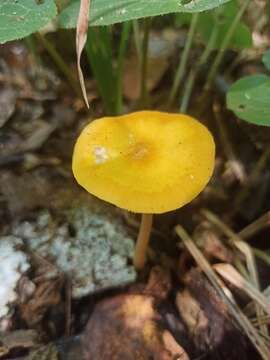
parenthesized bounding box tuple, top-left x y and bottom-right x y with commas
(76, 0, 91, 108)
(175, 225, 270, 360)
(202, 209, 269, 336)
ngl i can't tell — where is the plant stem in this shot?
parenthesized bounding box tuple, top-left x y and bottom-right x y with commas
(35, 32, 81, 97)
(132, 20, 142, 65)
(233, 145, 270, 213)
(253, 248, 270, 267)
(203, 0, 251, 92)
(168, 13, 199, 107)
(24, 35, 42, 65)
(139, 18, 151, 108)
(213, 100, 246, 183)
(180, 25, 219, 113)
(133, 214, 153, 270)
(238, 211, 270, 240)
(116, 22, 131, 115)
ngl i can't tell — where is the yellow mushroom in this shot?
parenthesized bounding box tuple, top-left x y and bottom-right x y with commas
(72, 111, 215, 269)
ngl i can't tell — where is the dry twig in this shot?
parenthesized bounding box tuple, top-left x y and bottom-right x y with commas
(76, 0, 91, 108)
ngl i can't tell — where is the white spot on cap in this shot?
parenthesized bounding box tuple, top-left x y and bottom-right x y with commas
(128, 133, 135, 144)
(93, 146, 108, 164)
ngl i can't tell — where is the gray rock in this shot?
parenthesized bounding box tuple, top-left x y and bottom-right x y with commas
(13, 200, 136, 298)
(0, 236, 30, 327)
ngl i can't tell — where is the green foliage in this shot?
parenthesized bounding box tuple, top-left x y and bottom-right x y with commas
(0, 0, 57, 44)
(86, 23, 131, 115)
(262, 49, 270, 72)
(0, 0, 232, 43)
(115, 21, 132, 114)
(226, 74, 270, 126)
(85, 27, 116, 114)
(227, 49, 270, 127)
(59, 0, 232, 28)
(176, 1, 252, 49)
(197, 2, 252, 49)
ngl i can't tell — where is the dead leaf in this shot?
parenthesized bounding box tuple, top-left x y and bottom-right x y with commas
(82, 294, 189, 359)
(27, 343, 59, 360)
(143, 266, 171, 300)
(76, 0, 90, 108)
(26, 336, 83, 360)
(194, 224, 233, 263)
(181, 269, 248, 357)
(162, 330, 189, 360)
(214, 263, 270, 315)
(176, 290, 208, 338)
(20, 278, 63, 327)
(0, 330, 40, 358)
(123, 32, 176, 100)
(0, 87, 17, 128)
(123, 55, 169, 100)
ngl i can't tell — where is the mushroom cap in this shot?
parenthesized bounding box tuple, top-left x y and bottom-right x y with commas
(72, 111, 215, 214)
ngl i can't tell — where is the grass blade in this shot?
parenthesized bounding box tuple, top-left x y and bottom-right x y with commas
(85, 26, 116, 114)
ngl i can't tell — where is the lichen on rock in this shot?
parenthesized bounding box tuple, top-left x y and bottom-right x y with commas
(12, 200, 136, 298)
(0, 236, 30, 323)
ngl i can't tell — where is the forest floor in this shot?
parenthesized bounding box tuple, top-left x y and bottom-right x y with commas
(0, 28, 270, 360)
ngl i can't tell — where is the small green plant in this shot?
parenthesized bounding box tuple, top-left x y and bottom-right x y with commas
(227, 49, 270, 126)
(0, 0, 236, 116)
(85, 22, 131, 115)
(0, 0, 231, 45)
(0, 0, 260, 120)
(58, 0, 231, 29)
(169, 0, 252, 111)
(0, 0, 57, 44)
(175, 1, 252, 52)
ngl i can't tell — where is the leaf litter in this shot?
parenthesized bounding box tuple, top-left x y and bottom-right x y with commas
(0, 14, 270, 360)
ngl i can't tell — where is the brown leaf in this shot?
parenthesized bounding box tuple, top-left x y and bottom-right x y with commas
(176, 290, 208, 339)
(143, 266, 171, 300)
(123, 31, 176, 100)
(20, 278, 62, 327)
(181, 269, 248, 357)
(27, 343, 59, 360)
(162, 331, 189, 360)
(123, 56, 169, 100)
(0, 87, 17, 128)
(0, 330, 40, 358)
(76, 0, 90, 108)
(82, 294, 189, 360)
(193, 224, 233, 263)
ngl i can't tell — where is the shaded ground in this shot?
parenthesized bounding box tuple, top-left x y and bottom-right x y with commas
(0, 35, 270, 360)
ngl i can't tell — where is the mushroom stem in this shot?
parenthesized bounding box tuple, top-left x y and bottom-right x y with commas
(133, 213, 153, 270)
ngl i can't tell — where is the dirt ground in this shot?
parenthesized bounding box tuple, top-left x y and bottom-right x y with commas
(0, 32, 270, 360)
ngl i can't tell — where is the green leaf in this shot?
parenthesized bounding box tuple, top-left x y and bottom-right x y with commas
(176, 1, 252, 49)
(262, 49, 270, 72)
(199, 2, 251, 49)
(175, 12, 192, 27)
(0, 0, 57, 44)
(226, 74, 270, 126)
(85, 27, 117, 115)
(59, 0, 232, 28)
